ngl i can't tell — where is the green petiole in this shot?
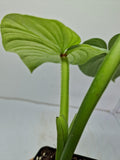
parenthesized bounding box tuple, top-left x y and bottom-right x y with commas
(56, 56, 69, 160)
(60, 56, 69, 122)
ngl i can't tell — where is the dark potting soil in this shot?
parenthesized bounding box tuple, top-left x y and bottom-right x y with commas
(33, 146, 97, 160)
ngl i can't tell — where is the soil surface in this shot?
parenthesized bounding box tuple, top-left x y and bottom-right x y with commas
(32, 146, 97, 160)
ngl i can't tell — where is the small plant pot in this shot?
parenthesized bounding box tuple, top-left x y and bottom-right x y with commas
(32, 146, 97, 160)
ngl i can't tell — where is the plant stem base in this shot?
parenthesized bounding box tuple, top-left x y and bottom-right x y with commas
(32, 146, 97, 160)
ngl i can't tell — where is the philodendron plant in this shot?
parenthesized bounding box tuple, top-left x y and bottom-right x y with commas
(1, 13, 120, 160)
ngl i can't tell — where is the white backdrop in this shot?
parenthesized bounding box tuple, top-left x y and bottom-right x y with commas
(0, 1, 120, 160)
(0, 0, 120, 111)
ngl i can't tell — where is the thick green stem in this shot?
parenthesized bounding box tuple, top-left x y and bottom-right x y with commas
(60, 57, 69, 122)
(60, 36, 120, 160)
(55, 56, 69, 160)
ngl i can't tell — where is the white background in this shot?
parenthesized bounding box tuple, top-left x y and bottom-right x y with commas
(0, 0, 120, 160)
(0, 0, 120, 111)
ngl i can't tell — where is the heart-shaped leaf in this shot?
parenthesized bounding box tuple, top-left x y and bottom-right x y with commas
(1, 13, 80, 72)
(78, 37, 107, 78)
(79, 35, 120, 81)
(83, 38, 107, 49)
(0, 13, 112, 74)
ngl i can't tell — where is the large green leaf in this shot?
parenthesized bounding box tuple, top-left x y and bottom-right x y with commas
(1, 13, 80, 72)
(0, 13, 111, 73)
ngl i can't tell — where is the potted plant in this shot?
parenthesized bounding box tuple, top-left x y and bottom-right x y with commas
(0, 13, 120, 160)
